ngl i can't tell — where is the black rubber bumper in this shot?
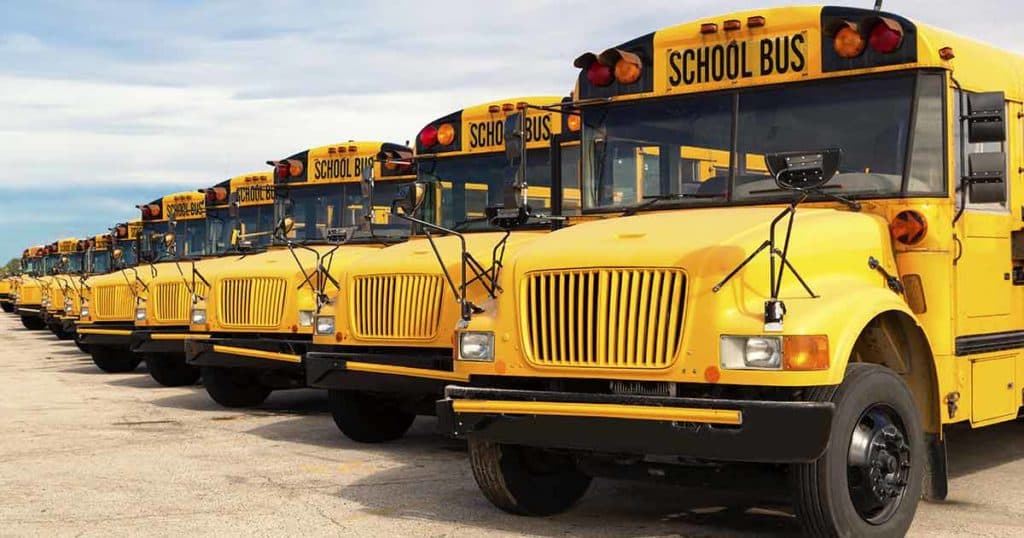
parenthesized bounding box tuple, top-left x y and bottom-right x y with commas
(129, 326, 194, 354)
(439, 386, 835, 464)
(14, 305, 42, 317)
(76, 322, 134, 347)
(305, 349, 456, 395)
(184, 337, 308, 372)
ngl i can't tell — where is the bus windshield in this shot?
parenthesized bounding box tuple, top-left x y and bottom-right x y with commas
(417, 147, 579, 231)
(114, 239, 138, 267)
(140, 220, 207, 261)
(207, 204, 275, 254)
(274, 181, 413, 244)
(63, 253, 84, 273)
(22, 258, 41, 275)
(89, 250, 111, 274)
(583, 72, 946, 211)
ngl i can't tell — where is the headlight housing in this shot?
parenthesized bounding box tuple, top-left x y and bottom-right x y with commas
(315, 315, 335, 335)
(720, 335, 830, 371)
(80, 306, 90, 319)
(720, 336, 782, 370)
(135, 307, 147, 321)
(191, 308, 207, 325)
(298, 310, 315, 328)
(459, 331, 495, 362)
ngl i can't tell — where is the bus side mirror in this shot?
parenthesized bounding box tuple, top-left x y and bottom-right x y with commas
(967, 92, 1006, 144)
(392, 183, 425, 216)
(360, 166, 375, 231)
(228, 192, 240, 218)
(765, 148, 841, 191)
(500, 110, 528, 214)
(967, 152, 1007, 204)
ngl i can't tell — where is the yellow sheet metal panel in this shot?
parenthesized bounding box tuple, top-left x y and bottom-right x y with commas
(971, 357, 1017, 425)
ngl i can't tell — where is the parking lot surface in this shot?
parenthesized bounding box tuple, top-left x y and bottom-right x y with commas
(2, 315, 1023, 536)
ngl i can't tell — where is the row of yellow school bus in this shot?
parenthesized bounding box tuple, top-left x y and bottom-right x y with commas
(5, 5, 1024, 535)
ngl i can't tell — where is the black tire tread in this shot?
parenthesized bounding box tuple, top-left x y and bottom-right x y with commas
(202, 367, 271, 408)
(328, 390, 415, 443)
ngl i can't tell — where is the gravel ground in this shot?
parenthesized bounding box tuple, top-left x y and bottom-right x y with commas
(1, 314, 1023, 536)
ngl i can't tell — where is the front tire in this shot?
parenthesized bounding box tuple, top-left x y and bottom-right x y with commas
(1, 302, 13, 313)
(793, 363, 924, 537)
(21, 315, 46, 330)
(327, 390, 416, 443)
(146, 354, 201, 387)
(201, 367, 271, 407)
(54, 327, 75, 340)
(90, 346, 141, 373)
(74, 340, 91, 354)
(469, 440, 592, 516)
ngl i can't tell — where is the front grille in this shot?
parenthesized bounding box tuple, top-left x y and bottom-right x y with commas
(217, 277, 286, 328)
(95, 284, 134, 320)
(153, 281, 207, 324)
(522, 268, 686, 369)
(19, 284, 41, 305)
(351, 274, 444, 340)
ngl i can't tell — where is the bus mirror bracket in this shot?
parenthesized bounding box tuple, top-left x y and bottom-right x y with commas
(713, 149, 839, 331)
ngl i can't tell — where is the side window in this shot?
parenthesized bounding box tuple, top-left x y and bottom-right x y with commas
(955, 89, 1009, 211)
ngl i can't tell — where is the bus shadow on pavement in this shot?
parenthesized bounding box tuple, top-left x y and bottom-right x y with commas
(243, 415, 460, 452)
(945, 419, 1024, 479)
(335, 453, 800, 537)
(148, 387, 329, 415)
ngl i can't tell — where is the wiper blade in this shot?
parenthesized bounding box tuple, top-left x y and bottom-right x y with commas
(623, 193, 725, 216)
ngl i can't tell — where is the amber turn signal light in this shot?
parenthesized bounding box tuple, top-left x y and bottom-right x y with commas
(834, 22, 865, 58)
(437, 123, 455, 146)
(891, 210, 927, 246)
(783, 335, 830, 371)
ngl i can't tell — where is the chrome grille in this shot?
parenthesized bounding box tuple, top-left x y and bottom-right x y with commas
(153, 281, 207, 324)
(217, 277, 286, 328)
(522, 268, 686, 369)
(94, 283, 134, 320)
(351, 274, 444, 340)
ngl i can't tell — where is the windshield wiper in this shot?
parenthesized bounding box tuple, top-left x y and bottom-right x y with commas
(623, 193, 726, 217)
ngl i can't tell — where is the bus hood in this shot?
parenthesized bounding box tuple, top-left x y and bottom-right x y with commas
(510, 206, 893, 295)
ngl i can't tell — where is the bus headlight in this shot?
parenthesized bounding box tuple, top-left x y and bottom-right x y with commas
(315, 316, 335, 335)
(299, 310, 315, 328)
(191, 308, 207, 324)
(135, 307, 147, 321)
(720, 336, 782, 370)
(459, 332, 494, 362)
(80, 306, 90, 319)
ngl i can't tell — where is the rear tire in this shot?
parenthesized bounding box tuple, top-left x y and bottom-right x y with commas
(201, 367, 271, 407)
(90, 346, 141, 373)
(21, 315, 46, 330)
(792, 363, 924, 537)
(146, 354, 201, 387)
(327, 390, 416, 443)
(469, 440, 592, 516)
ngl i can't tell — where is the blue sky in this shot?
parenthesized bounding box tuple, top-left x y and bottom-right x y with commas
(1, 0, 1021, 260)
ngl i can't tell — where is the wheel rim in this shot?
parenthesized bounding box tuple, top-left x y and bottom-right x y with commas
(846, 403, 911, 525)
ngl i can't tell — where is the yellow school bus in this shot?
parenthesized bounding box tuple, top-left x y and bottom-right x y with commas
(12, 245, 46, 327)
(131, 173, 276, 387)
(76, 220, 142, 356)
(78, 189, 206, 375)
(437, 6, 1022, 535)
(40, 237, 89, 339)
(302, 96, 581, 442)
(56, 233, 116, 343)
(0, 276, 11, 313)
(183, 141, 416, 407)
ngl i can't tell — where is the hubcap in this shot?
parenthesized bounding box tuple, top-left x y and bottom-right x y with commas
(847, 404, 911, 524)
